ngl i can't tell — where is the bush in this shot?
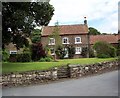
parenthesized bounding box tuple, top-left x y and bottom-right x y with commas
(93, 41, 116, 58)
(81, 47, 95, 58)
(31, 42, 46, 61)
(17, 53, 31, 62)
(2, 50, 10, 62)
(55, 45, 66, 59)
(97, 54, 110, 58)
(39, 56, 53, 62)
(9, 54, 17, 62)
(67, 45, 75, 59)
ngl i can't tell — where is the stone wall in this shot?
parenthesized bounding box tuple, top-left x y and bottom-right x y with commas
(1, 60, 118, 87)
(69, 61, 118, 78)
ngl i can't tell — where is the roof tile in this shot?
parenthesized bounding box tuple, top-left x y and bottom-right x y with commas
(42, 24, 88, 36)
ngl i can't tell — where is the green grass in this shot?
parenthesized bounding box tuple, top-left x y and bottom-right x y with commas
(2, 58, 116, 73)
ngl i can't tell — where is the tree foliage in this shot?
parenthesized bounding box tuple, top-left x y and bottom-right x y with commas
(55, 45, 66, 59)
(31, 42, 46, 61)
(31, 29, 41, 43)
(2, 2, 54, 48)
(67, 45, 75, 59)
(93, 41, 116, 58)
(89, 27, 101, 35)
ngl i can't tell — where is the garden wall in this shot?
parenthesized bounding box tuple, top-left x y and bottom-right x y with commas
(1, 60, 118, 87)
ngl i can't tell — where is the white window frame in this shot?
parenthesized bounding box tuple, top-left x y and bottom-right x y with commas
(75, 47, 82, 54)
(10, 51, 17, 54)
(75, 37, 82, 44)
(62, 37, 69, 44)
(50, 48, 55, 55)
(48, 38, 55, 45)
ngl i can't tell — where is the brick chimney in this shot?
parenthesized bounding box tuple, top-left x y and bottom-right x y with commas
(84, 17, 87, 25)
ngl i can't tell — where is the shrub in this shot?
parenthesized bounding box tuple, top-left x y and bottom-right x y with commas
(81, 47, 95, 58)
(67, 45, 75, 59)
(2, 49, 10, 62)
(39, 56, 53, 62)
(55, 45, 66, 59)
(31, 42, 46, 61)
(93, 41, 116, 58)
(17, 53, 31, 62)
(9, 54, 17, 62)
(97, 54, 110, 58)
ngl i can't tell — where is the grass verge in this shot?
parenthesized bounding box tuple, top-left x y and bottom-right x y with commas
(2, 58, 116, 73)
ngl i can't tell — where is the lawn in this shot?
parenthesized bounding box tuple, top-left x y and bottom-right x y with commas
(2, 58, 116, 73)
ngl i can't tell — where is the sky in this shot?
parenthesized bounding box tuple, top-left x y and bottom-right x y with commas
(49, 0, 119, 34)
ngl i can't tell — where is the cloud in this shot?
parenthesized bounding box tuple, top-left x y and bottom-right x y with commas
(49, 0, 118, 33)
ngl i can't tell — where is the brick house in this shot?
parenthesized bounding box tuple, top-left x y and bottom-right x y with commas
(41, 21, 89, 58)
(90, 34, 119, 48)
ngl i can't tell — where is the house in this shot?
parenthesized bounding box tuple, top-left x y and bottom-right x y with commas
(90, 34, 119, 48)
(41, 19, 89, 58)
(5, 37, 32, 54)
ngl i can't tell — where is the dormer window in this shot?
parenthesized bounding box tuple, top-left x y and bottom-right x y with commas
(75, 37, 82, 44)
(62, 37, 69, 44)
(49, 38, 55, 45)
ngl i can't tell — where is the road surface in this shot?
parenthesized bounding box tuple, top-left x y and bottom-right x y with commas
(2, 70, 119, 96)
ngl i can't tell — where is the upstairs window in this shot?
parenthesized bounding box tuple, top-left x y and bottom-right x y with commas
(49, 38, 55, 45)
(75, 37, 82, 44)
(62, 37, 69, 44)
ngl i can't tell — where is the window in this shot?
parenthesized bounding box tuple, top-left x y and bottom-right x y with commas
(49, 38, 55, 45)
(10, 51, 17, 54)
(50, 48, 55, 55)
(75, 37, 82, 44)
(75, 47, 82, 54)
(62, 37, 69, 44)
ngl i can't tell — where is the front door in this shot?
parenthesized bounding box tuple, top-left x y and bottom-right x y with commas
(64, 48, 68, 58)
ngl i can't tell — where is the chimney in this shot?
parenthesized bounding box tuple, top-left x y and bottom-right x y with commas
(84, 17, 87, 25)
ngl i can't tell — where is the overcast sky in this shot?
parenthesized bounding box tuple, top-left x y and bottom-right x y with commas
(49, 0, 119, 34)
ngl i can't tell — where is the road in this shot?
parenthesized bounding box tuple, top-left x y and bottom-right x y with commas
(2, 70, 119, 96)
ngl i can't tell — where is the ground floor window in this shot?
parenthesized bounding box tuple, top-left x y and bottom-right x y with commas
(50, 48, 55, 55)
(75, 47, 82, 54)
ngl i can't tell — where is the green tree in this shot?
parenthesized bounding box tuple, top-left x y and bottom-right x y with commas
(31, 29, 41, 43)
(67, 45, 75, 59)
(49, 22, 64, 59)
(93, 41, 116, 58)
(2, 2, 54, 49)
(55, 45, 66, 59)
(89, 27, 101, 35)
(50, 22, 62, 48)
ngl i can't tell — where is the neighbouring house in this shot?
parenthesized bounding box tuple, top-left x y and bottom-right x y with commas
(41, 19, 89, 58)
(5, 37, 32, 54)
(90, 34, 119, 48)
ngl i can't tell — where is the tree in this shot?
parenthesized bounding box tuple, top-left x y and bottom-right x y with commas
(31, 29, 41, 43)
(93, 41, 116, 58)
(2, 2, 54, 49)
(89, 27, 101, 35)
(50, 21, 62, 49)
(49, 21, 63, 59)
(67, 45, 75, 59)
(55, 45, 66, 59)
(31, 42, 46, 61)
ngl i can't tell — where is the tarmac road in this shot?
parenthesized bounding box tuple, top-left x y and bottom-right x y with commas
(2, 70, 119, 96)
